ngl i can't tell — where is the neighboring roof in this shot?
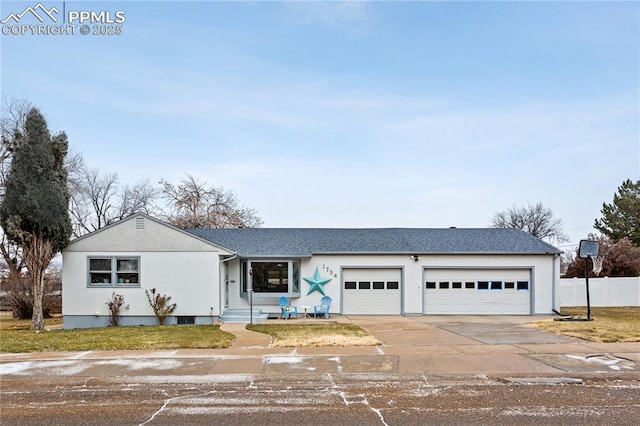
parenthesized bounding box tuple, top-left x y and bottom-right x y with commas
(186, 228, 561, 257)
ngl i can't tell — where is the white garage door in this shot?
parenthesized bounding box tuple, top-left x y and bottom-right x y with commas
(342, 268, 402, 315)
(424, 269, 531, 315)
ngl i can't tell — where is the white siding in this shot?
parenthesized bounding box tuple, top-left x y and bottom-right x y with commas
(63, 251, 220, 317)
(282, 253, 556, 316)
(65, 215, 230, 253)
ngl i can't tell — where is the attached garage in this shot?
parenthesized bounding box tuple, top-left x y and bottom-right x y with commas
(342, 268, 402, 315)
(424, 268, 532, 315)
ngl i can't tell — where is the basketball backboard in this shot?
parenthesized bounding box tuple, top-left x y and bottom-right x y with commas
(578, 239, 600, 259)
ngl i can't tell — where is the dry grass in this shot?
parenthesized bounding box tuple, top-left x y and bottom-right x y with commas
(246, 323, 380, 347)
(0, 312, 63, 330)
(0, 323, 235, 353)
(528, 307, 640, 343)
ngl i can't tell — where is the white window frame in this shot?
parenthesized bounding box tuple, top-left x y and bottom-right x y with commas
(241, 259, 301, 297)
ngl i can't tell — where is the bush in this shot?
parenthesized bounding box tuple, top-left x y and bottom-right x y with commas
(2, 276, 58, 319)
(145, 288, 176, 325)
(105, 293, 128, 326)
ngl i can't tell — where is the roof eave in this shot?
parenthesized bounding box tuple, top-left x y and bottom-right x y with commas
(237, 250, 561, 257)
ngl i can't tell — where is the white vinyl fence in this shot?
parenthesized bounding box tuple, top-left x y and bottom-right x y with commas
(559, 276, 640, 307)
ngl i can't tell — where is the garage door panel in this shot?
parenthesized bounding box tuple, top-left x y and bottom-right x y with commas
(343, 268, 401, 315)
(424, 269, 530, 315)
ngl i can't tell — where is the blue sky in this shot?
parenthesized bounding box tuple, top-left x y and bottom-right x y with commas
(1, 0, 639, 250)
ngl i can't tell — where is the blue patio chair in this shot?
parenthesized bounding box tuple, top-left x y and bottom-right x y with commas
(314, 296, 332, 319)
(278, 296, 298, 320)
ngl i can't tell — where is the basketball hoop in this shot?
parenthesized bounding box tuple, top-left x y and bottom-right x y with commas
(578, 239, 600, 321)
(591, 255, 604, 276)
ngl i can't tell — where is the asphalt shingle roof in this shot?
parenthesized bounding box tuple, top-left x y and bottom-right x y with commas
(186, 228, 561, 257)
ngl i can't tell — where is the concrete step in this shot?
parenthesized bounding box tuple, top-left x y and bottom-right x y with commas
(220, 309, 270, 323)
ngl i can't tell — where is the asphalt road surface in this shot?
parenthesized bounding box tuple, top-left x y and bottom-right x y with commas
(2, 374, 639, 425)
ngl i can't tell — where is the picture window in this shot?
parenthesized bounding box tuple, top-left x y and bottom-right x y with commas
(241, 260, 301, 295)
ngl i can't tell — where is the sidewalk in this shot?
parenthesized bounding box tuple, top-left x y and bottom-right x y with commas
(1, 315, 639, 381)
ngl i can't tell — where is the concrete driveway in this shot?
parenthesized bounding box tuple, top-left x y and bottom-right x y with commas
(345, 315, 639, 377)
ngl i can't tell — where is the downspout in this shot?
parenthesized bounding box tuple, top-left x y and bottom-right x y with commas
(552, 253, 558, 312)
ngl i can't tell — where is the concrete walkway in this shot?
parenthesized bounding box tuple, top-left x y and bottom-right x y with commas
(220, 322, 272, 348)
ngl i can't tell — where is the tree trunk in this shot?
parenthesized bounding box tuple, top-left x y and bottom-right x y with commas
(30, 266, 44, 330)
(21, 232, 53, 330)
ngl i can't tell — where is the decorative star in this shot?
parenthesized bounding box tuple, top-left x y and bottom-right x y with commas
(303, 266, 332, 296)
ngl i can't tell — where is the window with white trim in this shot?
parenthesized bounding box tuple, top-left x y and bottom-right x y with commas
(88, 257, 140, 287)
(241, 260, 301, 296)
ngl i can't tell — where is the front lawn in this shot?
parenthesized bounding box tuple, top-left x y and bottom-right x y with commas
(0, 323, 235, 353)
(528, 307, 640, 343)
(247, 323, 380, 347)
(0, 313, 63, 330)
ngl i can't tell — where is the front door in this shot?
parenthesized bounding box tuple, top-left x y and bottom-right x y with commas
(224, 264, 230, 309)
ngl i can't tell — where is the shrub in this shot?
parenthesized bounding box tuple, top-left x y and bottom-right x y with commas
(145, 288, 176, 325)
(105, 293, 128, 326)
(2, 276, 58, 319)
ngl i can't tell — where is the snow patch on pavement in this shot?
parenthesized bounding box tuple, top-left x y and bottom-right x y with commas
(565, 354, 635, 371)
(0, 360, 89, 376)
(95, 359, 183, 370)
(502, 406, 604, 417)
(264, 356, 303, 364)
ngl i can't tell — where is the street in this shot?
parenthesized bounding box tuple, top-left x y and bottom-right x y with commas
(2, 373, 639, 425)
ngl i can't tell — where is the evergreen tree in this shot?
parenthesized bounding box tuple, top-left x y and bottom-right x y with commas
(594, 179, 640, 247)
(0, 108, 72, 330)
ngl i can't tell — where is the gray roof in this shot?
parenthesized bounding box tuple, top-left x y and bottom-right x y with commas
(186, 228, 561, 257)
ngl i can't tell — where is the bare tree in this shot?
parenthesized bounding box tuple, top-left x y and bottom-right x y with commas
(69, 167, 119, 235)
(69, 166, 158, 237)
(560, 249, 574, 275)
(490, 202, 568, 244)
(1, 267, 61, 319)
(160, 174, 262, 229)
(118, 181, 158, 218)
